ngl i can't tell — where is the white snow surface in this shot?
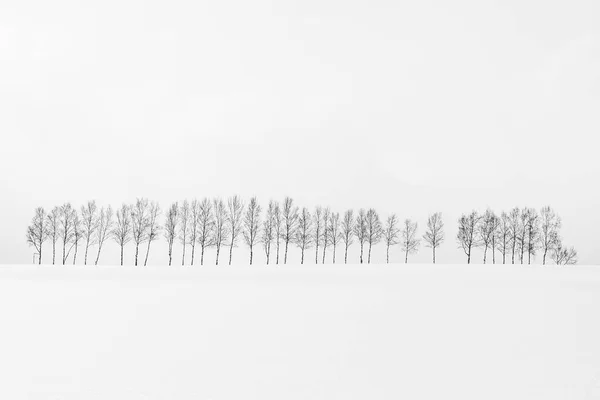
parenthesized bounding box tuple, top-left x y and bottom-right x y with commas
(1, 264, 599, 400)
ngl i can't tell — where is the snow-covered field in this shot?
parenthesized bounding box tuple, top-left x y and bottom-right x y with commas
(0, 264, 599, 400)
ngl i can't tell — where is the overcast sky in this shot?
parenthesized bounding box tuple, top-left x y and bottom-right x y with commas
(1, 0, 598, 265)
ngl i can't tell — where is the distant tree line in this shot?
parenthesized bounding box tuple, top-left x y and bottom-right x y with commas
(25, 198, 577, 266)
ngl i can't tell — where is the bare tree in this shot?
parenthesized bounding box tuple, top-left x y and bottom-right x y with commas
(539, 206, 561, 265)
(262, 201, 276, 264)
(212, 198, 228, 265)
(144, 201, 161, 266)
(243, 197, 261, 265)
(281, 197, 299, 264)
(80, 201, 99, 265)
(312, 206, 323, 264)
(113, 204, 132, 266)
(26, 207, 47, 264)
(226, 195, 245, 265)
(295, 207, 313, 264)
(383, 214, 400, 264)
(423, 212, 444, 264)
(328, 212, 341, 263)
(478, 209, 496, 264)
(59, 203, 78, 265)
(341, 209, 355, 264)
(321, 207, 331, 264)
(273, 202, 282, 264)
(71, 213, 83, 265)
(131, 198, 150, 266)
(179, 200, 191, 265)
(196, 198, 214, 266)
(353, 209, 368, 264)
(518, 209, 529, 264)
(496, 212, 511, 264)
(508, 207, 520, 264)
(164, 202, 179, 266)
(94, 205, 113, 265)
(188, 199, 201, 266)
(46, 206, 60, 265)
(524, 207, 540, 264)
(401, 218, 420, 263)
(552, 239, 578, 265)
(365, 208, 383, 264)
(489, 213, 500, 264)
(457, 211, 480, 264)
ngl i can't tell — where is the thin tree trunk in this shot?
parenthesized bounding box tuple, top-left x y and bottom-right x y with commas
(95, 243, 102, 266)
(72, 245, 78, 265)
(332, 244, 336, 264)
(216, 245, 220, 266)
(144, 240, 152, 266)
(368, 242, 372, 264)
(135, 243, 139, 266)
(250, 246, 253, 265)
(52, 241, 56, 265)
(543, 250, 547, 266)
(360, 242, 364, 264)
(84, 239, 90, 265)
(301, 247, 305, 264)
(229, 243, 233, 265)
(405, 250, 408, 264)
(182, 242, 186, 266)
(433, 247, 436, 264)
(276, 239, 280, 265)
(322, 245, 327, 264)
(386, 244, 390, 264)
(344, 244, 348, 264)
(284, 241, 289, 264)
(483, 246, 488, 264)
(120, 245, 124, 266)
(201, 245, 205, 266)
(191, 243, 196, 266)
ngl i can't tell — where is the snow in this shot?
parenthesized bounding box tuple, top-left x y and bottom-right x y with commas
(0, 264, 599, 399)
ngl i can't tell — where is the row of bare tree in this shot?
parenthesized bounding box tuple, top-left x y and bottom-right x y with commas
(26, 198, 576, 266)
(456, 207, 577, 265)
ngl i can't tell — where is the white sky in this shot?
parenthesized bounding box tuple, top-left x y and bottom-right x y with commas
(1, 0, 598, 265)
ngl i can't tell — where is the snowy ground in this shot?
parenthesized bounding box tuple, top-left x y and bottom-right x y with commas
(0, 264, 599, 400)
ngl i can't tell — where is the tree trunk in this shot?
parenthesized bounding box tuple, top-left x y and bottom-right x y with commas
(322, 245, 327, 264)
(182, 242, 186, 266)
(201, 245, 205, 266)
(168, 243, 172, 266)
(284, 241, 289, 264)
(301, 247, 305, 264)
(359, 242, 364, 264)
(315, 241, 319, 264)
(191, 243, 196, 266)
(84, 239, 90, 265)
(405, 250, 408, 264)
(483, 246, 487, 264)
(73, 244, 78, 265)
(368, 242, 372, 264)
(95, 243, 102, 266)
(344, 245, 348, 264)
(543, 249, 547, 266)
(52, 241, 56, 265)
(120, 245, 124, 266)
(332, 244, 336, 264)
(433, 247, 436, 264)
(135, 243, 139, 266)
(250, 246, 253, 265)
(276, 239, 280, 265)
(144, 240, 152, 266)
(229, 243, 233, 265)
(216, 244, 220, 265)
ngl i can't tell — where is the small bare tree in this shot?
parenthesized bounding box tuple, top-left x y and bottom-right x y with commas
(26, 207, 48, 264)
(312, 206, 323, 264)
(243, 197, 262, 265)
(59, 203, 78, 265)
(423, 212, 444, 264)
(353, 209, 368, 264)
(281, 197, 299, 264)
(188, 199, 201, 266)
(496, 211, 511, 264)
(508, 207, 520, 264)
(401, 218, 420, 263)
(179, 200, 191, 266)
(262, 201, 276, 264)
(341, 209, 355, 264)
(365, 208, 383, 264)
(524, 207, 540, 264)
(226, 195, 245, 265)
(94, 205, 113, 265)
(71, 213, 83, 265)
(113, 204, 132, 266)
(213, 198, 228, 265)
(552, 239, 577, 265)
(143, 201, 161, 266)
(196, 198, 214, 266)
(295, 207, 313, 264)
(383, 214, 400, 264)
(80, 201, 99, 265)
(321, 207, 331, 264)
(164, 202, 179, 266)
(131, 198, 150, 266)
(457, 211, 480, 264)
(489, 213, 500, 264)
(518, 209, 529, 264)
(46, 206, 60, 265)
(478, 209, 496, 264)
(539, 206, 561, 265)
(273, 201, 282, 264)
(328, 212, 341, 263)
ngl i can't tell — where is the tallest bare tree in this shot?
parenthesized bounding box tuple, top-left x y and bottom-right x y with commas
(281, 197, 298, 264)
(113, 204, 132, 266)
(423, 212, 444, 263)
(226, 195, 245, 265)
(243, 197, 261, 265)
(94, 205, 113, 265)
(144, 201, 161, 266)
(59, 203, 77, 265)
(131, 198, 150, 267)
(80, 201, 99, 266)
(539, 206, 561, 265)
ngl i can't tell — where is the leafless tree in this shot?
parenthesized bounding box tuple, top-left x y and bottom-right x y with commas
(164, 202, 179, 266)
(518, 208, 529, 264)
(401, 218, 420, 263)
(508, 207, 520, 264)
(143, 201, 161, 266)
(457, 211, 480, 264)
(243, 197, 262, 265)
(295, 207, 313, 264)
(365, 208, 383, 264)
(353, 209, 368, 264)
(80, 201, 99, 265)
(94, 205, 113, 265)
(59, 203, 78, 265)
(496, 212, 511, 264)
(328, 212, 341, 263)
(524, 207, 540, 264)
(321, 207, 331, 264)
(261, 200, 276, 264)
(383, 214, 400, 264)
(226, 195, 245, 265)
(113, 204, 132, 266)
(71, 213, 83, 265)
(46, 206, 60, 265)
(188, 199, 201, 266)
(213, 198, 228, 265)
(26, 207, 48, 264)
(423, 212, 444, 264)
(196, 198, 214, 266)
(273, 201, 282, 264)
(478, 209, 496, 264)
(489, 213, 500, 264)
(341, 209, 355, 264)
(131, 198, 150, 266)
(281, 197, 299, 264)
(179, 200, 191, 265)
(312, 206, 323, 264)
(552, 239, 578, 265)
(539, 206, 561, 265)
